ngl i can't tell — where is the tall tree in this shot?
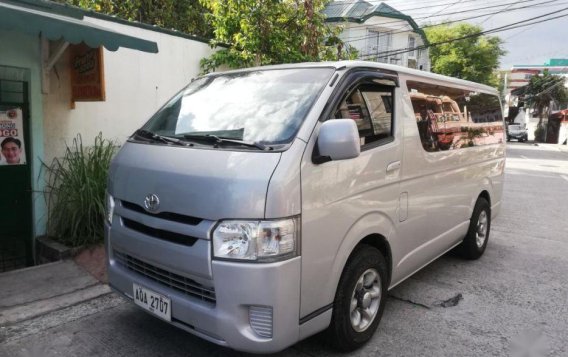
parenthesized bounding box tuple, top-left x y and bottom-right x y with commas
(198, 0, 352, 73)
(425, 23, 506, 87)
(523, 70, 568, 140)
(56, 0, 213, 38)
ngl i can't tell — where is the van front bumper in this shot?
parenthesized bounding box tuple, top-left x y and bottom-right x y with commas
(106, 225, 302, 353)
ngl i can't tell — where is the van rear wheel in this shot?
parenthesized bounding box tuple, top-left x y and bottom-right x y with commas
(327, 246, 388, 351)
(459, 197, 491, 260)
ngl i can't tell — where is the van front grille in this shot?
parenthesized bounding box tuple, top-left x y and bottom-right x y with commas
(122, 218, 198, 247)
(114, 250, 216, 304)
(121, 200, 203, 226)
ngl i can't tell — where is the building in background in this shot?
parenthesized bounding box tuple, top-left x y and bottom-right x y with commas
(0, 0, 216, 271)
(505, 59, 568, 96)
(324, 0, 430, 71)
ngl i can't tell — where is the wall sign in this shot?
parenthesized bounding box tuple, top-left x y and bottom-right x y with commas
(70, 43, 106, 103)
(0, 108, 26, 165)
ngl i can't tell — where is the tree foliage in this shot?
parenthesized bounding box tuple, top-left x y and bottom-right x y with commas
(524, 70, 568, 129)
(56, 0, 213, 38)
(425, 23, 506, 87)
(198, 0, 354, 73)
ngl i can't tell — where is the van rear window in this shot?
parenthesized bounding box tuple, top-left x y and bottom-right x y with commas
(407, 80, 504, 152)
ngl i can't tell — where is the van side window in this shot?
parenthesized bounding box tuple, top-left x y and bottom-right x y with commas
(333, 83, 394, 147)
(406, 81, 504, 152)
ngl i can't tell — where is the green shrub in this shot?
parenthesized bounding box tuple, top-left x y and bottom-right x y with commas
(43, 133, 117, 247)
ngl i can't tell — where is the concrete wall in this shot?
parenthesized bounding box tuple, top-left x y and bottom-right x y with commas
(560, 122, 568, 145)
(0, 30, 47, 237)
(527, 114, 541, 141)
(43, 16, 217, 163)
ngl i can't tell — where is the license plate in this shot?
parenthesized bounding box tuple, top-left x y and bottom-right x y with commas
(133, 283, 171, 321)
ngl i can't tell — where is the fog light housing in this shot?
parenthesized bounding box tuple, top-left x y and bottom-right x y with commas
(249, 305, 273, 338)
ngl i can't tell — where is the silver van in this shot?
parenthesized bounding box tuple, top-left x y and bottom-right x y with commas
(105, 61, 505, 353)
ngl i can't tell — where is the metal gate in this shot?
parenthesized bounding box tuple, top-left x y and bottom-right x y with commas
(0, 79, 33, 272)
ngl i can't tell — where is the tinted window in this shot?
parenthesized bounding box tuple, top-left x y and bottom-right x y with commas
(407, 81, 504, 152)
(332, 82, 394, 147)
(143, 68, 334, 145)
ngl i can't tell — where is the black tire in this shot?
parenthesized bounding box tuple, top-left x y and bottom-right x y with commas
(327, 245, 388, 351)
(458, 197, 491, 260)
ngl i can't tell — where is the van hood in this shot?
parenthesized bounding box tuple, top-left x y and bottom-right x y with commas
(108, 142, 281, 220)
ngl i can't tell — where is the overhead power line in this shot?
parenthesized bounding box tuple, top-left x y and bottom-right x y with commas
(337, 0, 560, 39)
(374, 0, 563, 43)
(357, 8, 568, 60)
(340, 0, 563, 43)
(425, 0, 465, 18)
(376, 0, 564, 43)
(361, 12, 568, 60)
(331, 0, 548, 32)
(324, 0, 505, 13)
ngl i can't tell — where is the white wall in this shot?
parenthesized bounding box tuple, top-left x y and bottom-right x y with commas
(509, 72, 530, 81)
(43, 16, 217, 162)
(559, 122, 568, 144)
(336, 17, 429, 71)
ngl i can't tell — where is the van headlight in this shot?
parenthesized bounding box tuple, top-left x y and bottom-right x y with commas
(212, 217, 300, 262)
(105, 192, 115, 225)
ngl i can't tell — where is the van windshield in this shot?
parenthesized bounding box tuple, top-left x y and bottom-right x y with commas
(141, 68, 334, 147)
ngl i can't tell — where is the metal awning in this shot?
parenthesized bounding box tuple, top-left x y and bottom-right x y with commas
(0, 1, 158, 53)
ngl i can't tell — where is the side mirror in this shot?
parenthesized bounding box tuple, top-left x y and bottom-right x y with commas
(316, 119, 360, 163)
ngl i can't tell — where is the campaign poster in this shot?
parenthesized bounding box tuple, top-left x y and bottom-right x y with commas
(0, 108, 26, 165)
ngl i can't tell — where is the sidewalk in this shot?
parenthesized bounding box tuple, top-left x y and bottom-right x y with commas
(0, 247, 110, 328)
(509, 141, 568, 153)
(556, 143, 568, 153)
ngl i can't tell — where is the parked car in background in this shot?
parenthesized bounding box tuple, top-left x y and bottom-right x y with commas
(507, 123, 528, 142)
(105, 61, 506, 353)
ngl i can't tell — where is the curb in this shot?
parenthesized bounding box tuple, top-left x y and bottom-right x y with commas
(0, 284, 111, 326)
(0, 261, 62, 277)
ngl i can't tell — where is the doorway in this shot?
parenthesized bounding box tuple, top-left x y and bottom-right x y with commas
(0, 79, 33, 272)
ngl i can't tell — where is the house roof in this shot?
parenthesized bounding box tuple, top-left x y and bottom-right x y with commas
(2, 0, 212, 46)
(323, 0, 428, 44)
(0, 1, 158, 53)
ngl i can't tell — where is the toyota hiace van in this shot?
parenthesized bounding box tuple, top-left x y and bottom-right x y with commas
(105, 61, 505, 353)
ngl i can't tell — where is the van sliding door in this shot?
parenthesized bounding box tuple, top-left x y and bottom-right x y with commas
(299, 72, 402, 320)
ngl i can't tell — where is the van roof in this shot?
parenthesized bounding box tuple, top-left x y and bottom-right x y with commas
(211, 60, 498, 95)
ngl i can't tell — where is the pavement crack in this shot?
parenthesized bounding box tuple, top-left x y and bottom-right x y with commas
(388, 294, 431, 309)
(434, 293, 463, 308)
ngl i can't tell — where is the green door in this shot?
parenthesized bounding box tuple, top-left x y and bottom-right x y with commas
(0, 80, 33, 272)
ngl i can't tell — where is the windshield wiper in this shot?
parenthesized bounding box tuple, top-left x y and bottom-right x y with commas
(133, 129, 189, 146)
(183, 134, 270, 150)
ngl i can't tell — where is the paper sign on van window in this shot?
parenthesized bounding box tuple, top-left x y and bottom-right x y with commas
(0, 108, 26, 165)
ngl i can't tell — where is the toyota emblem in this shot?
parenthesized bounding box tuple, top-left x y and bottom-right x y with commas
(144, 194, 160, 212)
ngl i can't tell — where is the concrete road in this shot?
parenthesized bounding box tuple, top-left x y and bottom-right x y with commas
(2, 143, 567, 357)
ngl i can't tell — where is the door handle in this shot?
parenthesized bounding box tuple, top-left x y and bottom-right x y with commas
(386, 161, 401, 173)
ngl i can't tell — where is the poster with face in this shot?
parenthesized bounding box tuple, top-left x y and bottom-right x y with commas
(0, 108, 26, 165)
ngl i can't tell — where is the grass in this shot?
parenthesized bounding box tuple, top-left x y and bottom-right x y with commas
(42, 133, 117, 247)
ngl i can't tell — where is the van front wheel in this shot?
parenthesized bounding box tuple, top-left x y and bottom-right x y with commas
(459, 197, 491, 260)
(327, 246, 388, 351)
